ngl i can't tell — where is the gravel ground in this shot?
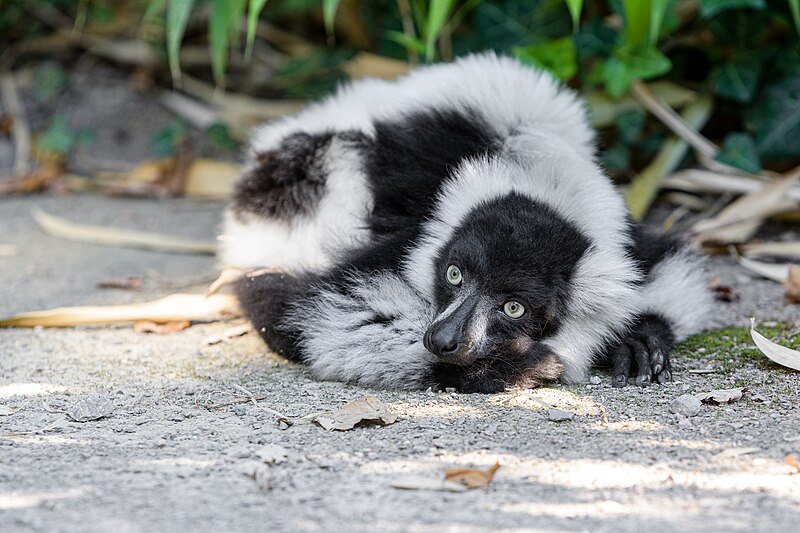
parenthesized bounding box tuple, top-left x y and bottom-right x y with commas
(2, 62, 800, 533)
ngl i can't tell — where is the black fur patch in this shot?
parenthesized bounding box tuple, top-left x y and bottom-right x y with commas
(232, 132, 334, 221)
(366, 107, 501, 235)
(627, 220, 681, 278)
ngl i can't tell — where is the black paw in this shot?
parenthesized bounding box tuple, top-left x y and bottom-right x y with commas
(609, 314, 675, 387)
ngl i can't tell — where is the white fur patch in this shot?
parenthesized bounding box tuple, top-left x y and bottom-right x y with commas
(218, 135, 373, 271)
(638, 249, 714, 341)
(286, 273, 437, 389)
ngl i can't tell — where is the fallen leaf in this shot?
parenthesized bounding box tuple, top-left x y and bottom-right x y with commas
(97, 277, 144, 290)
(315, 396, 398, 431)
(709, 277, 739, 302)
(786, 455, 800, 474)
(391, 475, 467, 492)
(255, 444, 288, 464)
(0, 293, 240, 328)
(134, 320, 191, 334)
(31, 207, 216, 255)
(66, 394, 114, 422)
(750, 318, 800, 372)
(0, 165, 63, 196)
(203, 324, 252, 345)
(0, 404, 21, 416)
(738, 257, 792, 283)
(444, 462, 501, 489)
(714, 447, 761, 460)
(785, 267, 800, 303)
(696, 387, 746, 405)
(0, 244, 18, 257)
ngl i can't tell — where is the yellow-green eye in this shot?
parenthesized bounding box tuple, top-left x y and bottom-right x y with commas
(446, 265, 462, 286)
(503, 301, 525, 318)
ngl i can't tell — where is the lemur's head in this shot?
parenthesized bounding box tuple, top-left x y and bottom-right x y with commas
(422, 192, 590, 369)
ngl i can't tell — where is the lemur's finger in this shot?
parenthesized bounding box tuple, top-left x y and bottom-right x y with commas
(645, 336, 666, 376)
(611, 344, 632, 387)
(656, 358, 673, 384)
(630, 339, 652, 387)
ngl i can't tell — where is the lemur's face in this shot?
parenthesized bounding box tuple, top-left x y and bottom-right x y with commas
(423, 193, 590, 366)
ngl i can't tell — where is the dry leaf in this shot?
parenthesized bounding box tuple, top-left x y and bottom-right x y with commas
(714, 447, 761, 460)
(444, 462, 501, 489)
(738, 257, 792, 283)
(750, 318, 800, 371)
(709, 277, 739, 302)
(315, 396, 398, 431)
(0, 404, 21, 416)
(97, 277, 144, 290)
(697, 387, 746, 405)
(66, 394, 114, 422)
(391, 476, 467, 492)
(785, 267, 800, 303)
(134, 320, 191, 334)
(786, 455, 800, 473)
(32, 207, 216, 255)
(203, 324, 252, 345)
(0, 244, 18, 257)
(0, 293, 240, 327)
(741, 241, 800, 259)
(0, 165, 63, 196)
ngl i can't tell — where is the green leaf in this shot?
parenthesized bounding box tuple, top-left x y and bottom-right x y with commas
(166, 0, 195, 87)
(601, 45, 672, 97)
(209, 0, 244, 87)
(615, 109, 645, 143)
(649, 0, 669, 46)
(716, 132, 762, 173)
(699, 0, 766, 18)
(323, 0, 341, 36)
(711, 56, 762, 103)
(37, 114, 76, 155)
(747, 74, 800, 159)
(622, 0, 651, 48)
(152, 120, 188, 157)
(33, 64, 69, 104)
(564, 0, 583, 31)
(386, 31, 427, 55)
(425, 0, 456, 61)
(205, 123, 238, 152)
(790, 0, 800, 37)
(513, 37, 578, 81)
(603, 140, 630, 170)
(245, 0, 269, 61)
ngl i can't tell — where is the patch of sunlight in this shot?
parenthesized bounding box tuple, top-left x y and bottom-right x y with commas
(600, 419, 664, 432)
(131, 457, 217, 468)
(488, 387, 603, 416)
(0, 383, 69, 399)
(17, 435, 92, 446)
(0, 488, 85, 511)
(498, 499, 635, 519)
(388, 401, 486, 418)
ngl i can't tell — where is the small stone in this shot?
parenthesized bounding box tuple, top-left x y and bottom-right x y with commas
(547, 409, 574, 422)
(589, 376, 602, 385)
(233, 404, 248, 416)
(670, 394, 702, 417)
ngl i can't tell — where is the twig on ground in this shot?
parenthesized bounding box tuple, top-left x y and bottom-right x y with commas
(231, 384, 294, 426)
(0, 70, 31, 176)
(631, 80, 718, 160)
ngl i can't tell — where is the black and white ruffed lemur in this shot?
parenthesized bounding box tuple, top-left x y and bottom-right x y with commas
(219, 53, 713, 393)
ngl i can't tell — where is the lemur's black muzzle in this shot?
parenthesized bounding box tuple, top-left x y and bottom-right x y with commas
(423, 296, 479, 363)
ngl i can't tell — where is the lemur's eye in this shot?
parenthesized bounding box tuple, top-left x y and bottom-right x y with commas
(446, 265, 462, 286)
(503, 301, 525, 318)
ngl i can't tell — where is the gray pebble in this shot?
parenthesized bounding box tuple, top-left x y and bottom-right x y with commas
(670, 394, 702, 417)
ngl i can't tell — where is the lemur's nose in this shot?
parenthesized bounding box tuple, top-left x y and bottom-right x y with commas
(424, 321, 462, 358)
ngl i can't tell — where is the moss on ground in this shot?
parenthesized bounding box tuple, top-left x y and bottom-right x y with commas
(675, 323, 800, 374)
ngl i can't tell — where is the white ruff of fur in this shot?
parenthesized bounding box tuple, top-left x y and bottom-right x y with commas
(218, 136, 373, 270)
(639, 249, 714, 340)
(403, 135, 642, 383)
(286, 273, 437, 389)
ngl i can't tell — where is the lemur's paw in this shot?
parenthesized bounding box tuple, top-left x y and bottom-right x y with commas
(610, 314, 675, 387)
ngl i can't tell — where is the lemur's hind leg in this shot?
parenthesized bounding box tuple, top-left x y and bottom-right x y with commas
(219, 130, 374, 271)
(600, 225, 713, 387)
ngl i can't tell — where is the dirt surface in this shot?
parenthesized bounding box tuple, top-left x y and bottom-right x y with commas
(2, 62, 800, 533)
